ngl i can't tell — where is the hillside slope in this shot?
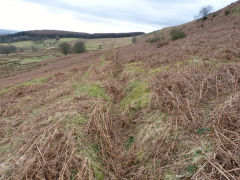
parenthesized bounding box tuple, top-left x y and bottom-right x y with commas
(0, 1, 240, 180)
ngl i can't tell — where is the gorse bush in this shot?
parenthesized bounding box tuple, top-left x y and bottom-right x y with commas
(73, 41, 86, 53)
(0, 45, 17, 54)
(147, 36, 164, 43)
(170, 29, 186, 41)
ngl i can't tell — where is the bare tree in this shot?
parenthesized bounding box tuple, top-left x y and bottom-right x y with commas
(200, 5, 213, 19)
(194, 5, 214, 19)
(200, 6, 213, 17)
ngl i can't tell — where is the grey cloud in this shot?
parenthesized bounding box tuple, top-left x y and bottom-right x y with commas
(21, 0, 237, 29)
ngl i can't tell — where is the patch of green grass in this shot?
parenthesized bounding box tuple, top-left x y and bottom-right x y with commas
(186, 165, 197, 174)
(4, 128, 14, 138)
(120, 81, 150, 110)
(70, 128, 105, 180)
(99, 55, 107, 68)
(70, 116, 87, 126)
(186, 58, 203, 65)
(78, 144, 105, 180)
(92, 164, 105, 180)
(10, 41, 32, 47)
(74, 82, 110, 100)
(124, 62, 144, 75)
(0, 143, 12, 157)
(21, 77, 47, 86)
(0, 133, 25, 157)
(0, 77, 47, 96)
(59, 38, 79, 43)
(20, 55, 55, 64)
(124, 136, 135, 148)
(70, 168, 78, 180)
(136, 111, 168, 144)
(164, 171, 177, 180)
(133, 111, 169, 166)
(174, 58, 204, 68)
(147, 58, 205, 77)
(92, 143, 101, 153)
(232, 6, 240, 15)
(193, 149, 203, 157)
(86, 43, 101, 51)
(195, 127, 211, 134)
(148, 65, 169, 75)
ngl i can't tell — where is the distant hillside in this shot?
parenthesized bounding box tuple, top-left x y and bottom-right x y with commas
(138, 1, 240, 43)
(0, 30, 145, 43)
(0, 29, 18, 35)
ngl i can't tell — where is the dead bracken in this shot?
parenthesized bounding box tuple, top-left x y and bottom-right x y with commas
(1, 1, 240, 179)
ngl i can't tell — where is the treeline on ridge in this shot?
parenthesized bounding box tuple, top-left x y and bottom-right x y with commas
(0, 30, 145, 43)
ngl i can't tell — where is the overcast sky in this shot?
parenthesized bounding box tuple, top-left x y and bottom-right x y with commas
(0, 0, 237, 33)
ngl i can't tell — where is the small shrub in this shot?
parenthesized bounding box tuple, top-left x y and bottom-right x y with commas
(124, 136, 134, 148)
(170, 29, 186, 41)
(225, 9, 231, 15)
(147, 36, 164, 43)
(0, 45, 17, 54)
(147, 37, 159, 43)
(59, 42, 71, 55)
(73, 41, 86, 53)
(157, 41, 169, 48)
(186, 165, 197, 174)
(195, 127, 210, 134)
(132, 37, 137, 43)
(202, 16, 208, 21)
(31, 46, 38, 53)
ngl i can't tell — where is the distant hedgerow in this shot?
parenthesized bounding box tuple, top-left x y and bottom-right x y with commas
(170, 29, 186, 41)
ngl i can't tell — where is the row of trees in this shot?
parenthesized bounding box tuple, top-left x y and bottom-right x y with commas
(59, 41, 86, 55)
(0, 31, 144, 43)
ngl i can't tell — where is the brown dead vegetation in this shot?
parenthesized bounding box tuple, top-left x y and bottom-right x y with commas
(1, 1, 240, 179)
(151, 63, 240, 130)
